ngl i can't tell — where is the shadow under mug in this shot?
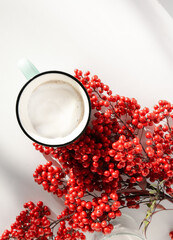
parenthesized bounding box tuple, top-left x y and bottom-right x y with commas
(16, 58, 91, 147)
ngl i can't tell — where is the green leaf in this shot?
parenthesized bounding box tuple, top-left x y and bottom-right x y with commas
(143, 220, 149, 227)
(149, 190, 157, 195)
(150, 200, 156, 211)
(143, 220, 150, 238)
(147, 203, 151, 208)
(159, 180, 165, 186)
(146, 211, 152, 218)
(150, 183, 157, 188)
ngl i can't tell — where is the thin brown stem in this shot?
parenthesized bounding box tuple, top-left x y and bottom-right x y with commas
(166, 116, 171, 132)
(86, 191, 98, 198)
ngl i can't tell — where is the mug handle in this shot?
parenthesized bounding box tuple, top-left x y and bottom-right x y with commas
(17, 58, 39, 81)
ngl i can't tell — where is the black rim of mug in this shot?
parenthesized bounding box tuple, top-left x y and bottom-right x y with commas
(16, 71, 91, 147)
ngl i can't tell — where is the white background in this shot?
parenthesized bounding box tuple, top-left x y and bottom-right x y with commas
(0, 0, 173, 239)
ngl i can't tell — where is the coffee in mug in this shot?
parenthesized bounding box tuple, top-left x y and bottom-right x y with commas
(16, 59, 91, 147)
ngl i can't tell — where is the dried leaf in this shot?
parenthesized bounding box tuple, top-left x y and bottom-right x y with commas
(155, 204, 166, 210)
(117, 188, 148, 194)
(138, 177, 147, 190)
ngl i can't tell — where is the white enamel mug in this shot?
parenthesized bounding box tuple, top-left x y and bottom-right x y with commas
(16, 58, 91, 147)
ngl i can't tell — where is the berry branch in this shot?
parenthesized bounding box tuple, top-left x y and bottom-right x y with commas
(1, 69, 173, 240)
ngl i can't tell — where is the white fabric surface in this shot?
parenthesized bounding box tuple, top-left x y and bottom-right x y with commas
(0, 0, 173, 239)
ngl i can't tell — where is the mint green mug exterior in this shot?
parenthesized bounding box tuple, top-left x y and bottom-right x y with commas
(17, 58, 40, 81)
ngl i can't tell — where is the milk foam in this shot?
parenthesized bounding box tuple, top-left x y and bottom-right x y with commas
(27, 80, 84, 138)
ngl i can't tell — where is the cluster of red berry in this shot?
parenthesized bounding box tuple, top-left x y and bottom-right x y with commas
(170, 231, 173, 239)
(1, 69, 173, 239)
(1, 200, 85, 240)
(33, 160, 122, 235)
(0, 201, 52, 240)
(33, 160, 66, 197)
(55, 207, 86, 240)
(32, 69, 173, 239)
